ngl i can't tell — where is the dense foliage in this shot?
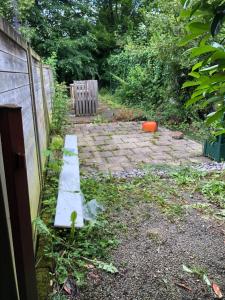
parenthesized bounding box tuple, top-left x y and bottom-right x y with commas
(106, 1, 199, 124)
(180, 0, 225, 134)
(1, 0, 225, 129)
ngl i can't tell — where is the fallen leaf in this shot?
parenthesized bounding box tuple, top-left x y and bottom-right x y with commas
(212, 282, 223, 299)
(203, 274, 211, 287)
(63, 276, 77, 296)
(85, 264, 95, 269)
(63, 282, 72, 295)
(175, 282, 192, 292)
(182, 264, 194, 274)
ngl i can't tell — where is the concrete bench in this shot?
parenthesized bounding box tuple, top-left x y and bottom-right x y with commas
(54, 135, 84, 228)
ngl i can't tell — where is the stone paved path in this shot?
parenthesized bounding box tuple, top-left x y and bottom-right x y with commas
(67, 121, 210, 174)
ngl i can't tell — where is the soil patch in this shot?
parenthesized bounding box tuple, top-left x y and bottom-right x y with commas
(79, 202, 225, 300)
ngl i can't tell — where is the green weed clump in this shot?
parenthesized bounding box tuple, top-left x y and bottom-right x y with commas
(51, 83, 69, 136)
(201, 173, 225, 208)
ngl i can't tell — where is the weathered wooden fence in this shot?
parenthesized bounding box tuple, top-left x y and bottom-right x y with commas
(70, 80, 98, 116)
(0, 18, 54, 222)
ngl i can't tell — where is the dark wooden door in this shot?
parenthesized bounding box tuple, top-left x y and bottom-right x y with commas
(0, 105, 38, 300)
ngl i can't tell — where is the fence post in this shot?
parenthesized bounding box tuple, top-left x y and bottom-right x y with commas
(40, 62, 50, 136)
(0, 105, 38, 300)
(27, 45, 43, 187)
(0, 136, 20, 300)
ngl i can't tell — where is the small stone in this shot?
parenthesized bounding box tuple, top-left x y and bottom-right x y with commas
(172, 131, 184, 140)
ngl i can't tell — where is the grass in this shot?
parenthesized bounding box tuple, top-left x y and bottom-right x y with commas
(99, 88, 124, 109)
(81, 166, 225, 220)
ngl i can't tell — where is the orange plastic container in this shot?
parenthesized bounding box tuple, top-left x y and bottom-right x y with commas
(142, 121, 158, 132)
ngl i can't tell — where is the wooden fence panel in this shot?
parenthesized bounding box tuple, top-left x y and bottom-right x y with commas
(43, 65, 53, 118)
(0, 18, 54, 222)
(32, 57, 47, 167)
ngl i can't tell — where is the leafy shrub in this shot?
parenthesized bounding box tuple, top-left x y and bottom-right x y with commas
(51, 83, 69, 135)
(110, 49, 172, 100)
(108, 46, 195, 124)
(105, 0, 207, 126)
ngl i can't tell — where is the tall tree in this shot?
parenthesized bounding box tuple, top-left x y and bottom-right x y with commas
(27, 0, 98, 83)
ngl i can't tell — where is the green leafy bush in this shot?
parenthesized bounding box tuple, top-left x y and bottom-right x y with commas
(51, 83, 69, 135)
(180, 0, 225, 135)
(106, 1, 199, 125)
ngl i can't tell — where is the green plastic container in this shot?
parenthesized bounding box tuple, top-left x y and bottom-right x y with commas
(203, 134, 225, 162)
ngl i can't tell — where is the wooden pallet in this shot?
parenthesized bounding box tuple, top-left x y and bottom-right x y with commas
(71, 80, 98, 116)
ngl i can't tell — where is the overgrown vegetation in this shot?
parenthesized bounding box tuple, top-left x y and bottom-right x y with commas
(36, 142, 119, 299)
(107, 1, 195, 126)
(36, 67, 119, 299)
(38, 132, 224, 299)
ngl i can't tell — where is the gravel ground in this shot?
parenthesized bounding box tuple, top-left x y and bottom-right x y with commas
(82, 161, 225, 181)
(79, 202, 225, 300)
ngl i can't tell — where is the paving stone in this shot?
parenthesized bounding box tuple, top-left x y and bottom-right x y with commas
(104, 164, 125, 172)
(79, 152, 93, 159)
(107, 156, 130, 164)
(111, 137, 124, 143)
(94, 135, 112, 141)
(100, 144, 120, 151)
(83, 157, 107, 166)
(92, 139, 110, 146)
(112, 149, 134, 156)
(118, 143, 137, 149)
(150, 153, 174, 161)
(93, 151, 113, 158)
(129, 154, 152, 163)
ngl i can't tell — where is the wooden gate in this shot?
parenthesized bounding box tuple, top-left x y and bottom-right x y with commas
(70, 80, 98, 116)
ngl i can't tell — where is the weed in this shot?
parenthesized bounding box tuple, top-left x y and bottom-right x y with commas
(147, 229, 160, 242)
(99, 89, 123, 109)
(36, 102, 118, 298)
(202, 180, 225, 198)
(172, 167, 203, 186)
(185, 203, 214, 215)
(93, 115, 108, 124)
(183, 264, 208, 278)
(51, 83, 69, 135)
(70, 211, 77, 242)
(164, 203, 184, 219)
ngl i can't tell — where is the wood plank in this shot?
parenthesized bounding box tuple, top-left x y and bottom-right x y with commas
(59, 135, 80, 192)
(0, 84, 41, 221)
(54, 135, 83, 228)
(54, 192, 84, 228)
(74, 80, 98, 116)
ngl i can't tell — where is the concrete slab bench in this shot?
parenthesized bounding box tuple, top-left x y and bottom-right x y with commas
(54, 135, 84, 228)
